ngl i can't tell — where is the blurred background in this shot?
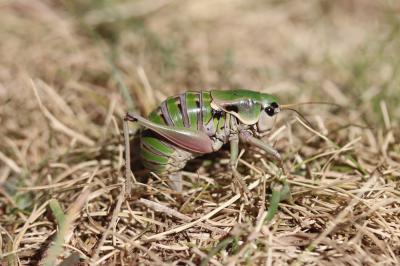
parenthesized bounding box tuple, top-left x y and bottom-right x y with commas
(1, 0, 400, 121)
(0, 0, 399, 264)
(1, 0, 399, 176)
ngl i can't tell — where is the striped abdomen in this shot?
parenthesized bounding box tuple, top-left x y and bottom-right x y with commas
(140, 91, 227, 174)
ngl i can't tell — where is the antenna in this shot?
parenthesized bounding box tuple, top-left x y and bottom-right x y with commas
(280, 101, 341, 109)
(280, 107, 316, 131)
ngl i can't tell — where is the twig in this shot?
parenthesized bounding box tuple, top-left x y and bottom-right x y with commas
(145, 194, 241, 241)
(91, 184, 126, 262)
(30, 79, 95, 146)
(138, 198, 227, 235)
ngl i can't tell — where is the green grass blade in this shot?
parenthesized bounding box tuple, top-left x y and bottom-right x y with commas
(265, 184, 283, 222)
(200, 237, 235, 266)
(43, 199, 66, 266)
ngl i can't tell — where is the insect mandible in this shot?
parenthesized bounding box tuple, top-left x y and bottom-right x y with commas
(125, 89, 288, 191)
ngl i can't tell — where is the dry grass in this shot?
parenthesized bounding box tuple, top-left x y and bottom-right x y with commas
(0, 0, 399, 265)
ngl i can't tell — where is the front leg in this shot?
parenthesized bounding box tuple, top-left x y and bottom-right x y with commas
(239, 131, 287, 176)
(240, 131, 292, 205)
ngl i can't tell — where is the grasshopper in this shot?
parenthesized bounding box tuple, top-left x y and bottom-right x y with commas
(125, 89, 289, 191)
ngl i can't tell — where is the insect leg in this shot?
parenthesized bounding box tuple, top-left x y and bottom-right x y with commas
(240, 132, 291, 202)
(125, 112, 214, 154)
(123, 118, 132, 196)
(239, 132, 288, 176)
(229, 135, 250, 194)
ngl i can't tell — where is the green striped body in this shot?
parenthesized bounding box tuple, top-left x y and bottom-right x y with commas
(140, 91, 227, 174)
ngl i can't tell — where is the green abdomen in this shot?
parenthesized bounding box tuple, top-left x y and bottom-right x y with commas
(140, 91, 218, 174)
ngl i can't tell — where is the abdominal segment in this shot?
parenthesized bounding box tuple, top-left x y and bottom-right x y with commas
(140, 130, 196, 174)
(139, 91, 227, 175)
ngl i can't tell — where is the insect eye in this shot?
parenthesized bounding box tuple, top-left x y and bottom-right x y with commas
(265, 102, 279, 116)
(265, 106, 275, 116)
(270, 102, 278, 108)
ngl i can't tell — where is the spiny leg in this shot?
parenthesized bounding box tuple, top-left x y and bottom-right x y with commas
(125, 112, 205, 192)
(123, 117, 132, 196)
(125, 112, 214, 154)
(240, 132, 292, 202)
(239, 132, 288, 177)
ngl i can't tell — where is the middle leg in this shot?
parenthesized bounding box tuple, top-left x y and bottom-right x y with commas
(229, 134, 249, 193)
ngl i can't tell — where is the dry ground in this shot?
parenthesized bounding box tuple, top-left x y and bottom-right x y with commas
(0, 0, 399, 265)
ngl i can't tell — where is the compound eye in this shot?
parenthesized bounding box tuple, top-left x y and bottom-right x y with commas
(265, 106, 275, 116)
(270, 102, 278, 108)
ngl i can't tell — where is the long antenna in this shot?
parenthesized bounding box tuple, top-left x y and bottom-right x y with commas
(280, 101, 341, 109)
(281, 107, 316, 131)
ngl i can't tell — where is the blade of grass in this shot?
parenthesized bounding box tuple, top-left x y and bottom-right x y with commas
(107, 54, 135, 112)
(43, 191, 90, 266)
(200, 237, 235, 266)
(265, 183, 283, 222)
(43, 199, 66, 266)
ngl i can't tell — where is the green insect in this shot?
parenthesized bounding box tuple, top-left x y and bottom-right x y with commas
(125, 89, 288, 191)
